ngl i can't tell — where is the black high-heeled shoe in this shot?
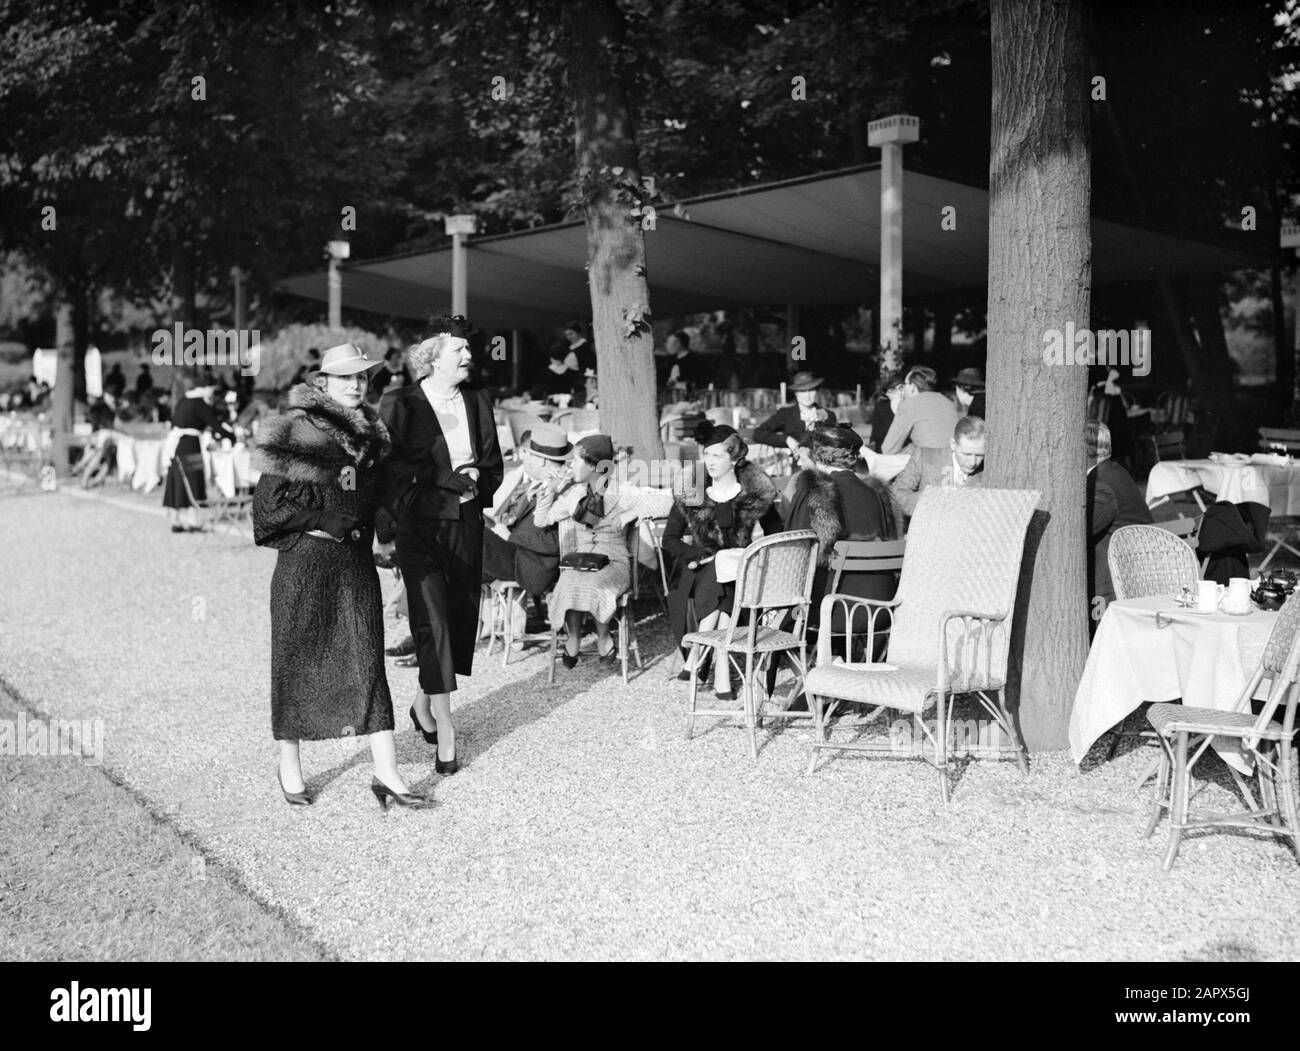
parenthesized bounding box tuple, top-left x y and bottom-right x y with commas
(370, 777, 435, 810)
(561, 650, 579, 669)
(278, 771, 312, 807)
(408, 705, 438, 745)
(435, 746, 460, 776)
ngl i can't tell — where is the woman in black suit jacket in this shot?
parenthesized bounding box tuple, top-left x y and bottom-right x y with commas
(381, 316, 503, 774)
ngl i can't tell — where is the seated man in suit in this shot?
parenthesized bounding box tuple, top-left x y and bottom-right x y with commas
(1086, 419, 1153, 625)
(889, 414, 986, 521)
(481, 424, 573, 634)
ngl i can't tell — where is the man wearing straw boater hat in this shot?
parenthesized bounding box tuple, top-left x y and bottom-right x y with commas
(482, 423, 575, 634)
(751, 370, 834, 454)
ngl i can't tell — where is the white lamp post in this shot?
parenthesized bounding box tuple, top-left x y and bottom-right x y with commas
(868, 114, 920, 373)
(326, 240, 350, 329)
(445, 215, 477, 316)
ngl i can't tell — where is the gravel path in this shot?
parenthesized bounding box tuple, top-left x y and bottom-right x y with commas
(3, 486, 1299, 960)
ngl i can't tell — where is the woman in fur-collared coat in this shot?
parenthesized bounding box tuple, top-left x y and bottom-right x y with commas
(783, 424, 899, 640)
(663, 423, 782, 697)
(252, 350, 430, 809)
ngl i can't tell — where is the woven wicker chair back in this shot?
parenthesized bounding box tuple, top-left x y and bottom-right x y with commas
(888, 487, 1040, 675)
(1262, 590, 1300, 683)
(735, 530, 818, 612)
(1108, 524, 1201, 601)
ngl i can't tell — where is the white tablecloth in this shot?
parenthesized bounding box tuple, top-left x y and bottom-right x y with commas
(114, 436, 165, 493)
(1069, 595, 1276, 771)
(208, 446, 259, 499)
(1146, 457, 1300, 514)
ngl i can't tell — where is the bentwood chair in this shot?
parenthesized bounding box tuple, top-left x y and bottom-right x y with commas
(1108, 525, 1201, 602)
(1144, 590, 1300, 870)
(823, 539, 906, 661)
(803, 488, 1039, 801)
(682, 530, 819, 758)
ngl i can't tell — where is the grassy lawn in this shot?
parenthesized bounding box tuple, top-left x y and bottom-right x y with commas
(0, 684, 329, 962)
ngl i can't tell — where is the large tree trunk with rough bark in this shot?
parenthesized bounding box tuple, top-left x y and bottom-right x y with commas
(561, 0, 663, 461)
(987, 0, 1092, 751)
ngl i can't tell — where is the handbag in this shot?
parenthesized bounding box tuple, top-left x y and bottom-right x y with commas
(559, 552, 610, 572)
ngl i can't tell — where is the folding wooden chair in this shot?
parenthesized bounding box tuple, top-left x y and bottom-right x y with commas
(176, 452, 253, 542)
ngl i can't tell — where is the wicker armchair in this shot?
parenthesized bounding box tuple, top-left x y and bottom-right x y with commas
(803, 487, 1040, 801)
(682, 530, 819, 758)
(1107, 524, 1201, 601)
(1144, 590, 1300, 870)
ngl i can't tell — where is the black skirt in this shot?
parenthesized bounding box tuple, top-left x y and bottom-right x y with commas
(162, 436, 204, 509)
(400, 502, 484, 695)
(269, 534, 394, 740)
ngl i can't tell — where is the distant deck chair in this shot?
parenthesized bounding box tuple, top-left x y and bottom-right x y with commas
(804, 487, 1040, 801)
(1108, 524, 1201, 601)
(1145, 590, 1300, 870)
(175, 452, 253, 542)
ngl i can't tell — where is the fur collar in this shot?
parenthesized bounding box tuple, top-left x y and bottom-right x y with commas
(790, 468, 898, 564)
(253, 383, 390, 485)
(682, 462, 778, 553)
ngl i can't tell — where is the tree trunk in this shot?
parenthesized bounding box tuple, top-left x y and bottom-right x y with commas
(561, 0, 663, 461)
(51, 301, 75, 477)
(72, 280, 91, 405)
(987, 0, 1092, 751)
(1270, 264, 1290, 409)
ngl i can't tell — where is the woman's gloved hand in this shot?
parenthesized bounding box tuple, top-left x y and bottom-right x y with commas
(316, 510, 358, 540)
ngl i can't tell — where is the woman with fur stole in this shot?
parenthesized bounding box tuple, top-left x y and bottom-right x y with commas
(252, 347, 431, 809)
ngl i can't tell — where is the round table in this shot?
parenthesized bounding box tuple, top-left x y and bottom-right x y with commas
(1069, 595, 1277, 772)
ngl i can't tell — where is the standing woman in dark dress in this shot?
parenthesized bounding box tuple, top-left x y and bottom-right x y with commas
(663, 422, 781, 699)
(252, 343, 431, 809)
(162, 375, 234, 532)
(381, 315, 503, 775)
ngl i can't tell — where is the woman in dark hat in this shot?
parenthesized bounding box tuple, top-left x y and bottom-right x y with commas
(752, 370, 834, 454)
(534, 434, 673, 666)
(662, 421, 782, 699)
(253, 343, 432, 809)
(784, 424, 899, 646)
(380, 314, 504, 776)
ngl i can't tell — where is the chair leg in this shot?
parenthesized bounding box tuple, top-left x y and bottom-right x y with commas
(744, 664, 758, 761)
(618, 606, 629, 685)
(806, 691, 824, 775)
(547, 626, 558, 685)
(1279, 741, 1300, 861)
(1163, 729, 1190, 871)
(937, 691, 951, 803)
(685, 644, 701, 740)
(1144, 737, 1172, 839)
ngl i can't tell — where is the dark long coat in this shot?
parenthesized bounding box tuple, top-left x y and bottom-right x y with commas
(784, 468, 898, 636)
(252, 384, 395, 741)
(380, 383, 503, 694)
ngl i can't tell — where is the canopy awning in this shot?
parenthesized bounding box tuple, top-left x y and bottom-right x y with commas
(278, 163, 1272, 328)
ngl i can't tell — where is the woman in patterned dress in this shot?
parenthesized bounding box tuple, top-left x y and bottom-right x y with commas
(534, 434, 673, 667)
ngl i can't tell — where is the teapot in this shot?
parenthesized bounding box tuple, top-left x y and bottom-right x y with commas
(1255, 581, 1287, 611)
